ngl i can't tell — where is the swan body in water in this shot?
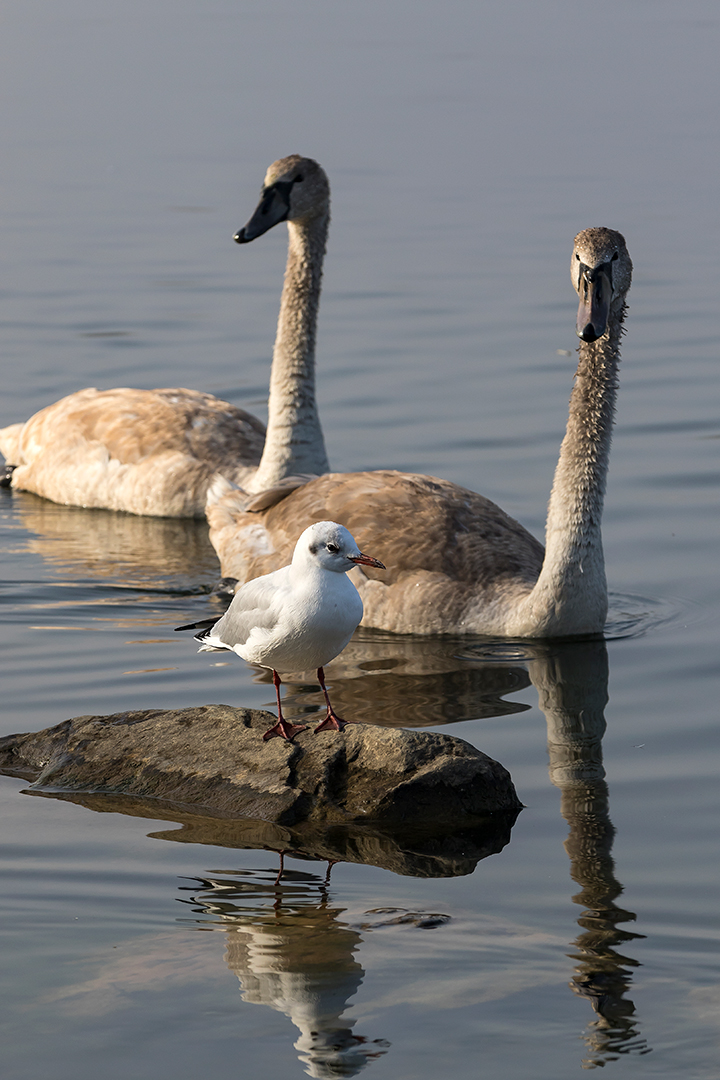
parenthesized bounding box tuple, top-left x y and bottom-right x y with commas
(0, 155, 330, 517)
(206, 227, 632, 638)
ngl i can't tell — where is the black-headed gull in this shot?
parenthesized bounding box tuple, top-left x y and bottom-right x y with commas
(177, 521, 385, 741)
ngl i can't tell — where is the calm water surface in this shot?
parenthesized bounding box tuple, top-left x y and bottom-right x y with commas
(1, 2, 720, 1077)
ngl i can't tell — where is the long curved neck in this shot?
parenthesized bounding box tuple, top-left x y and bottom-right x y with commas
(248, 212, 330, 493)
(516, 302, 626, 636)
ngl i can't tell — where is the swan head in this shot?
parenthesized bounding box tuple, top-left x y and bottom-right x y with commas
(234, 155, 330, 243)
(294, 521, 386, 574)
(572, 228, 632, 342)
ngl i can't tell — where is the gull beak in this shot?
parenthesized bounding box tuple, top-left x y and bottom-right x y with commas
(234, 180, 293, 244)
(349, 551, 386, 570)
(576, 262, 613, 342)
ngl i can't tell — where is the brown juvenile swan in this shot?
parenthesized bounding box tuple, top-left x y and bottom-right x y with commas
(0, 155, 330, 517)
(206, 227, 631, 637)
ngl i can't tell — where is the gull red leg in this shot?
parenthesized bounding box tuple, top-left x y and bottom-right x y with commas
(313, 667, 352, 733)
(262, 670, 308, 741)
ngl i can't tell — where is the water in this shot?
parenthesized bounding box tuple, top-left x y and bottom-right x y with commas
(1, 1, 720, 1076)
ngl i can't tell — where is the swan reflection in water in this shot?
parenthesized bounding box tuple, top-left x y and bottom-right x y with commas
(7, 490, 220, 590)
(528, 639, 651, 1066)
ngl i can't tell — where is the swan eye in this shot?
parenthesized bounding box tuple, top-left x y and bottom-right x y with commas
(326, 543, 339, 554)
(611, 251, 619, 261)
(294, 174, 304, 183)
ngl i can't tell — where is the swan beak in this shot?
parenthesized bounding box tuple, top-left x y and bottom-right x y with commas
(234, 181, 293, 243)
(576, 263, 613, 342)
(348, 552, 386, 570)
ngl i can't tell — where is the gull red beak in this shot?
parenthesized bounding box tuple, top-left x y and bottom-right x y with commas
(349, 551, 386, 570)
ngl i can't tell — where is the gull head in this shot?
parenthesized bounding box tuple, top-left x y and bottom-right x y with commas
(294, 521, 386, 574)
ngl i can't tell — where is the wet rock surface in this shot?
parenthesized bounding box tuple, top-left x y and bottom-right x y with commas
(0, 704, 522, 828)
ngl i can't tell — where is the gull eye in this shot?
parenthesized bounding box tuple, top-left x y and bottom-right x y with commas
(326, 543, 339, 554)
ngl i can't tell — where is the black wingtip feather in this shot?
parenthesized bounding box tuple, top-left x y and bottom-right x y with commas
(174, 616, 221, 633)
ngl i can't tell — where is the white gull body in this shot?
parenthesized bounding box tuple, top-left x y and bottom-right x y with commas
(191, 521, 385, 740)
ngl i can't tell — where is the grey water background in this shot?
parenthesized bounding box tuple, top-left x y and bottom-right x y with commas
(1, 1, 719, 1076)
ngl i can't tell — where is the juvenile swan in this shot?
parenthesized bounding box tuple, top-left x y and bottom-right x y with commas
(0, 155, 330, 517)
(177, 522, 386, 741)
(206, 228, 632, 638)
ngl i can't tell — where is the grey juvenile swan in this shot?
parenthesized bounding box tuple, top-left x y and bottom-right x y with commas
(206, 227, 632, 637)
(0, 155, 330, 517)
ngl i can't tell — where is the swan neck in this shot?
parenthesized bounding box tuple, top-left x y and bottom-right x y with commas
(250, 211, 330, 492)
(518, 302, 626, 635)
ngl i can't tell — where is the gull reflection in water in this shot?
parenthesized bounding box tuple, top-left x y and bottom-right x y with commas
(179, 867, 391, 1078)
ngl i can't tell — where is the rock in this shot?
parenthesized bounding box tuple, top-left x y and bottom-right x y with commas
(0, 704, 521, 828)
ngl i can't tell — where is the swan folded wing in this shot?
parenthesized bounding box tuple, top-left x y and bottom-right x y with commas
(204, 474, 316, 517)
(243, 475, 319, 513)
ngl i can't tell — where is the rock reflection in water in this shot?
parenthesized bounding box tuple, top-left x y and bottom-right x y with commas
(180, 868, 391, 1078)
(528, 640, 651, 1067)
(25, 790, 519, 879)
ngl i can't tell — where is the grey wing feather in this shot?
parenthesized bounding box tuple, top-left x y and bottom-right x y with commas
(211, 572, 285, 647)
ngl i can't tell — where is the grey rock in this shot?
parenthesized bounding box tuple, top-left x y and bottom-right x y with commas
(0, 704, 521, 828)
